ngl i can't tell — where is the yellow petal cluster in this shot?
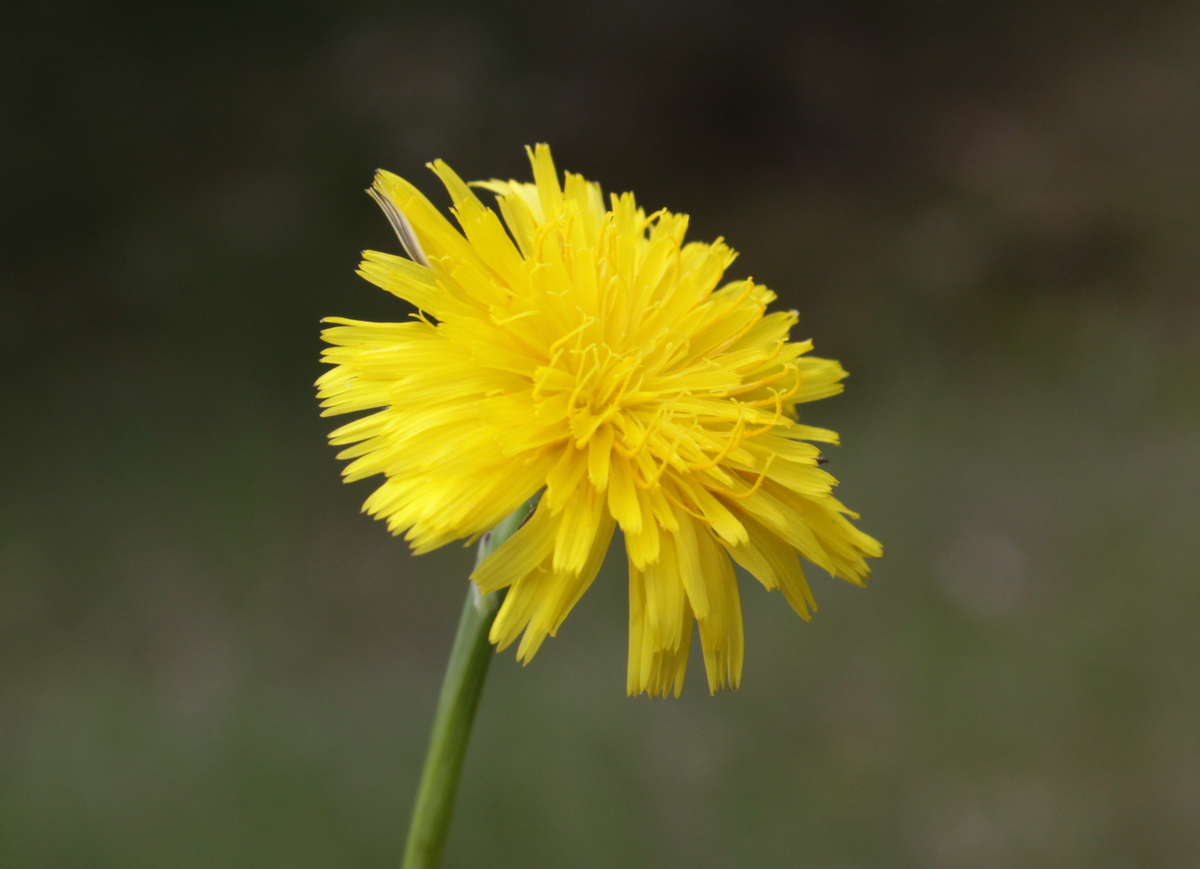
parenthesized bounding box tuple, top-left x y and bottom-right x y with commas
(318, 145, 881, 696)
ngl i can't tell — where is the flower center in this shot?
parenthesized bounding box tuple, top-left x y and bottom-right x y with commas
(533, 342, 648, 448)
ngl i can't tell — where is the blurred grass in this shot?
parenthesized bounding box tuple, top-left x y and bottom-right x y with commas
(3, 2, 1200, 867)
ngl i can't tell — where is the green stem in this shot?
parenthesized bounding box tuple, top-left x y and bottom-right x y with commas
(400, 499, 536, 869)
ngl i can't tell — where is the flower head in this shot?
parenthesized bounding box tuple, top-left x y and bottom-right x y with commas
(318, 146, 881, 696)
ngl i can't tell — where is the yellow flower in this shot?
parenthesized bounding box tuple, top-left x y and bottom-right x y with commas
(318, 145, 881, 697)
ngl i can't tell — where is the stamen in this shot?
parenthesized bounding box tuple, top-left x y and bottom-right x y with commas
(639, 208, 669, 233)
(691, 282, 762, 358)
(730, 339, 785, 374)
(706, 454, 776, 501)
(549, 316, 597, 356)
(491, 309, 540, 327)
(615, 407, 652, 455)
(634, 424, 688, 490)
(744, 365, 802, 408)
(687, 412, 746, 471)
(724, 365, 791, 398)
(662, 486, 713, 526)
(741, 392, 785, 438)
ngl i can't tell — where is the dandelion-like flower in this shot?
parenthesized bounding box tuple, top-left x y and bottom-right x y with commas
(318, 146, 881, 696)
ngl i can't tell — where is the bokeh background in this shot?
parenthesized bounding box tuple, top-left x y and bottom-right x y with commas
(3, 2, 1199, 867)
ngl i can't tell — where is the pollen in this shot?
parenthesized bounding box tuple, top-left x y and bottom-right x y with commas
(317, 145, 882, 697)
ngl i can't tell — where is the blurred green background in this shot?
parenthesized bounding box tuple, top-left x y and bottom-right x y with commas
(3, 2, 1199, 867)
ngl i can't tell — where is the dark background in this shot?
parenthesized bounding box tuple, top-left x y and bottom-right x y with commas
(3, 2, 1199, 867)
